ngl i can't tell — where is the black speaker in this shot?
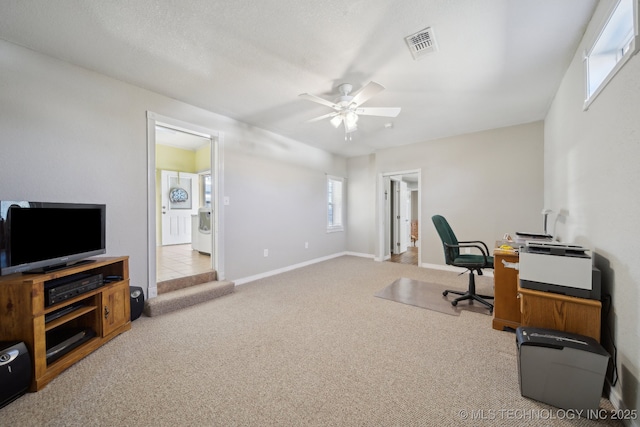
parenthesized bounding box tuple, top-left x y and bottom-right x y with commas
(130, 286, 145, 321)
(0, 341, 32, 408)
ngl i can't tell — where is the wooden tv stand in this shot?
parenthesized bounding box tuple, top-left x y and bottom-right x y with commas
(0, 256, 131, 391)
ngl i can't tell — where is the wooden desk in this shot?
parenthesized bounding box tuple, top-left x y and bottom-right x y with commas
(492, 244, 601, 342)
(492, 247, 521, 331)
(518, 285, 601, 342)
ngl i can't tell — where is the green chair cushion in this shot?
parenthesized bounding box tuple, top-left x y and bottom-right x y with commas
(453, 254, 494, 268)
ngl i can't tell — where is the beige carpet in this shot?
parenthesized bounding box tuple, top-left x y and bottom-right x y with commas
(375, 277, 492, 316)
(1, 256, 620, 426)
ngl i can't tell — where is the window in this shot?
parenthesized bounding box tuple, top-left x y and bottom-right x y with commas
(201, 173, 212, 206)
(584, 0, 640, 108)
(327, 176, 344, 232)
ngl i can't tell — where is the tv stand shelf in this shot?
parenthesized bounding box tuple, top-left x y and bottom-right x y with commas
(0, 256, 131, 391)
(45, 306, 97, 331)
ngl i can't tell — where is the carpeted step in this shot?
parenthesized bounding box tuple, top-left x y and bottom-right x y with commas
(144, 280, 234, 317)
(157, 270, 218, 294)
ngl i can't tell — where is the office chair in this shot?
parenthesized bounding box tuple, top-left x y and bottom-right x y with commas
(431, 215, 494, 313)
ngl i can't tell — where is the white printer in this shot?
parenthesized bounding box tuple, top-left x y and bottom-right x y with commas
(519, 241, 600, 300)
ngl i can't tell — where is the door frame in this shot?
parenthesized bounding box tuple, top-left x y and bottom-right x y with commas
(146, 111, 225, 298)
(376, 169, 421, 265)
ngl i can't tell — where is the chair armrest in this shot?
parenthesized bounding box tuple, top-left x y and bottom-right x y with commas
(445, 241, 490, 264)
(457, 240, 490, 256)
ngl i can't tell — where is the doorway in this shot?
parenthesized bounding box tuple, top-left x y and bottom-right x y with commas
(390, 177, 410, 256)
(146, 112, 222, 299)
(376, 170, 421, 266)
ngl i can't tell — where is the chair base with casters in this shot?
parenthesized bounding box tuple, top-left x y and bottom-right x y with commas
(442, 268, 494, 313)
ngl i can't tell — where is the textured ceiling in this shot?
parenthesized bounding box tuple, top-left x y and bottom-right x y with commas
(0, 0, 597, 157)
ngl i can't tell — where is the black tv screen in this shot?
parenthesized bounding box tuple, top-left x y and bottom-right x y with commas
(0, 201, 106, 276)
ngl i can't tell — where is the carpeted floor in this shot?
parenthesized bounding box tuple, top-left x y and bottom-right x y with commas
(1, 256, 621, 426)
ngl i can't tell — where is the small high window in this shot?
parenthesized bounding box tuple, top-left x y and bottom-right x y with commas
(327, 176, 344, 232)
(584, 0, 640, 108)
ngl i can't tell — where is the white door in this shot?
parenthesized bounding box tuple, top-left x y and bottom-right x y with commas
(399, 181, 409, 253)
(161, 170, 199, 245)
(391, 179, 409, 254)
(392, 179, 400, 254)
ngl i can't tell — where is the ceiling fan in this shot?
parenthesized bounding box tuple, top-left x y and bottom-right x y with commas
(299, 82, 401, 138)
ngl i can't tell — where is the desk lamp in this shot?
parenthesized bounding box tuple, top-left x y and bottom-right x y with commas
(542, 209, 553, 235)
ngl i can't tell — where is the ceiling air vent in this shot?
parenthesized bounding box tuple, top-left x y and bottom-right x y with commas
(405, 27, 438, 60)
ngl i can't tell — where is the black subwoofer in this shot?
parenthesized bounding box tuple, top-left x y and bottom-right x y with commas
(0, 341, 32, 408)
(130, 286, 145, 321)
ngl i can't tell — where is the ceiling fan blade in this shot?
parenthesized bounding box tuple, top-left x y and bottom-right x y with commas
(355, 107, 401, 117)
(350, 81, 385, 106)
(299, 93, 338, 109)
(306, 112, 339, 123)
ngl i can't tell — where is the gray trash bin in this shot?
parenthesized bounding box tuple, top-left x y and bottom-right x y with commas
(516, 327, 609, 411)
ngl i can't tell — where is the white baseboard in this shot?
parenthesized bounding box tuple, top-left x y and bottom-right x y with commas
(607, 386, 638, 427)
(234, 252, 352, 285)
(421, 262, 465, 273)
(345, 251, 375, 259)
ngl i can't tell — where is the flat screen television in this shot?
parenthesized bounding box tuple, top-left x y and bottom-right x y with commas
(0, 201, 106, 276)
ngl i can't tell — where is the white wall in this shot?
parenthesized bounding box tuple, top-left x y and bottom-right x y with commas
(0, 39, 346, 291)
(347, 122, 545, 265)
(545, 0, 640, 416)
(223, 147, 345, 279)
(346, 154, 377, 256)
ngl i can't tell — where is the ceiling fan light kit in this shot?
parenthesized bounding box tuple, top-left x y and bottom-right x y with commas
(299, 81, 401, 139)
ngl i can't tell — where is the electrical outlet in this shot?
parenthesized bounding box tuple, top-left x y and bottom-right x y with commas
(464, 248, 471, 254)
(224, 196, 230, 206)
(305, 242, 309, 249)
(264, 249, 268, 257)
